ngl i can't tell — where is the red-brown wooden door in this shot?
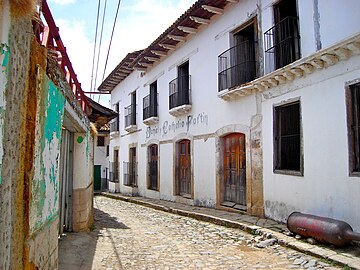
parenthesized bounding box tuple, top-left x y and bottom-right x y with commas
(148, 144, 158, 190)
(178, 139, 191, 196)
(222, 133, 246, 209)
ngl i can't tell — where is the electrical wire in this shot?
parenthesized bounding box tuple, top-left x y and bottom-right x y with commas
(98, 0, 122, 103)
(93, 0, 108, 95)
(89, 0, 101, 99)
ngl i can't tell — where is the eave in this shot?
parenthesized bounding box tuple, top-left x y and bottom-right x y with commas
(98, 0, 238, 92)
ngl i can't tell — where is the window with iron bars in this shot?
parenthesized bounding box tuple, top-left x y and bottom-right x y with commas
(169, 61, 191, 110)
(125, 92, 136, 128)
(110, 103, 119, 132)
(347, 82, 360, 175)
(274, 100, 302, 175)
(143, 81, 158, 120)
(109, 161, 119, 183)
(264, 0, 300, 71)
(218, 22, 257, 92)
(123, 161, 138, 187)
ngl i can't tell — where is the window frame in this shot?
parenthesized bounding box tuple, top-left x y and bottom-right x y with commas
(97, 136, 105, 147)
(273, 98, 303, 176)
(346, 79, 360, 176)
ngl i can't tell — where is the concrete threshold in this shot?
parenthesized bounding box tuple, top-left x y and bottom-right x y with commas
(100, 192, 360, 270)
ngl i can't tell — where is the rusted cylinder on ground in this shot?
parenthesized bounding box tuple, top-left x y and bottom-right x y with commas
(287, 212, 360, 247)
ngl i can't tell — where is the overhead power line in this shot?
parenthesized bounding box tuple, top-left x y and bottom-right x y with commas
(102, 0, 122, 82)
(93, 0, 108, 94)
(99, 0, 122, 103)
(89, 0, 101, 99)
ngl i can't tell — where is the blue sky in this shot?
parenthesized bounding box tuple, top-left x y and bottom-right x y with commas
(47, 0, 196, 106)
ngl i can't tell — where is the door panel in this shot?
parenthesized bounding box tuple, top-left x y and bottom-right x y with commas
(178, 140, 191, 196)
(222, 133, 246, 208)
(149, 144, 158, 190)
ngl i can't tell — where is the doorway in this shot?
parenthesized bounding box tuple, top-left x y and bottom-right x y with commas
(221, 133, 246, 210)
(177, 139, 191, 197)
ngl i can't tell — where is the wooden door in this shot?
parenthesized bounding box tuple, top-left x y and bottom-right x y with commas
(149, 144, 158, 190)
(222, 133, 246, 209)
(129, 147, 137, 186)
(178, 139, 191, 196)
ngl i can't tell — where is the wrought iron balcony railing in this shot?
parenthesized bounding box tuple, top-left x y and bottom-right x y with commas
(218, 40, 257, 92)
(169, 75, 191, 110)
(109, 162, 119, 183)
(110, 116, 119, 132)
(143, 94, 158, 120)
(264, 16, 301, 70)
(123, 161, 138, 187)
(125, 104, 136, 128)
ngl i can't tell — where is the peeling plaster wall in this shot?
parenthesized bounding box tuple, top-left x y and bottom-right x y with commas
(0, 1, 11, 268)
(0, 6, 92, 268)
(30, 76, 65, 233)
(0, 14, 33, 269)
(0, 0, 9, 185)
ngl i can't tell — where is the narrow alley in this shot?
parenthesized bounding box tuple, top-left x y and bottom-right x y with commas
(58, 196, 341, 270)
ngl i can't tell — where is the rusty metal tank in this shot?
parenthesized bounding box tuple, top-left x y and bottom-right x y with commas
(287, 212, 360, 247)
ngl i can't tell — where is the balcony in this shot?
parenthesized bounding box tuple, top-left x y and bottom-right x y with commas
(169, 75, 191, 117)
(264, 16, 301, 72)
(125, 104, 137, 132)
(218, 32, 360, 101)
(218, 40, 257, 92)
(110, 117, 119, 138)
(143, 94, 159, 125)
(123, 161, 138, 187)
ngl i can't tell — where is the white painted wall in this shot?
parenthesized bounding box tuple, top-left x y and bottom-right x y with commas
(108, 0, 360, 230)
(109, 0, 259, 205)
(73, 132, 93, 190)
(262, 54, 360, 231)
(94, 134, 110, 179)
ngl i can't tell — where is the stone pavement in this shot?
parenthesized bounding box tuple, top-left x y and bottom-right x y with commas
(100, 192, 360, 270)
(60, 196, 345, 270)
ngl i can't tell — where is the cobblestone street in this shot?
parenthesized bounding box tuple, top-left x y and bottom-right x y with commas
(59, 196, 342, 270)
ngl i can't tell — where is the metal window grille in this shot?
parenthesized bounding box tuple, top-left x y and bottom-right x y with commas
(109, 162, 119, 183)
(143, 93, 158, 120)
(350, 83, 360, 172)
(264, 16, 300, 70)
(169, 75, 191, 109)
(274, 101, 301, 171)
(123, 161, 138, 187)
(125, 104, 136, 127)
(218, 40, 256, 91)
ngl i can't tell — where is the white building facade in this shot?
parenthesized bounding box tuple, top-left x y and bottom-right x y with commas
(99, 0, 360, 231)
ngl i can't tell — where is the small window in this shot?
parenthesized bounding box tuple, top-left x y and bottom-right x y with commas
(97, 136, 105, 147)
(348, 82, 360, 175)
(274, 101, 302, 174)
(106, 145, 109, 157)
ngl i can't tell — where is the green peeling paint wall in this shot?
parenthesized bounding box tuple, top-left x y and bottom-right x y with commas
(30, 75, 65, 233)
(0, 42, 10, 185)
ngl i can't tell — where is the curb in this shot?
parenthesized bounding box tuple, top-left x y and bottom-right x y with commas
(99, 192, 359, 270)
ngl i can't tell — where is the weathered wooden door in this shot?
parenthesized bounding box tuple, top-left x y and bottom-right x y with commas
(129, 147, 137, 186)
(149, 144, 158, 190)
(178, 139, 191, 196)
(222, 133, 246, 210)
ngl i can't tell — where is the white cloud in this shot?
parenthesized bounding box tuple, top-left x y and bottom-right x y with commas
(52, 0, 196, 106)
(48, 0, 76, 5)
